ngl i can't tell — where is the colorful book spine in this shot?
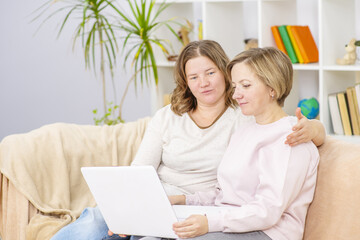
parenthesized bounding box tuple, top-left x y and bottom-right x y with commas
(286, 25, 304, 63)
(271, 26, 287, 55)
(289, 25, 319, 63)
(277, 25, 298, 63)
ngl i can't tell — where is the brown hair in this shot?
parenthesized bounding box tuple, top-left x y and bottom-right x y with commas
(171, 40, 237, 115)
(226, 47, 293, 107)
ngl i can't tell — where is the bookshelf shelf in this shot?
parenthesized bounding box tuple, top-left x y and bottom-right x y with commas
(322, 65, 360, 71)
(293, 63, 319, 71)
(151, 0, 360, 143)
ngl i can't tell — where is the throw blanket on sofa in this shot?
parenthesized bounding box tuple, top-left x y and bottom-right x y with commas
(0, 118, 150, 240)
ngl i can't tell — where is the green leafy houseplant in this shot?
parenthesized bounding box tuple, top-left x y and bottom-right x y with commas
(33, 0, 119, 123)
(107, 0, 180, 122)
(33, 0, 180, 125)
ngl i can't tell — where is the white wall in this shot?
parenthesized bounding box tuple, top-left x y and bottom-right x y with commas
(0, 0, 152, 141)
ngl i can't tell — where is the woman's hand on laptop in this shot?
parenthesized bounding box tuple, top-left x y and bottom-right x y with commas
(173, 214, 209, 238)
(168, 195, 186, 205)
(107, 230, 127, 238)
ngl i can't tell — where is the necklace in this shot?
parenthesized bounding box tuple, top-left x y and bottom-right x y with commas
(189, 105, 228, 129)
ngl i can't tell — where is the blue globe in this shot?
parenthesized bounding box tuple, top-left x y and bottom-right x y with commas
(298, 98, 319, 119)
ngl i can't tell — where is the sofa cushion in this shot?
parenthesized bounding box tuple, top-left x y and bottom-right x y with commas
(303, 136, 360, 240)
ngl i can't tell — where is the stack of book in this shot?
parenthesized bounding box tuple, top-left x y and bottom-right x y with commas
(271, 25, 319, 64)
(328, 84, 360, 136)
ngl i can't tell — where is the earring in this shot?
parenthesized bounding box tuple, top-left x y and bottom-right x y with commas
(271, 94, 275, 99)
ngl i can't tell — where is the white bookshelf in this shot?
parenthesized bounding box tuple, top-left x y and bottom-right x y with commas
(151, 0, 360, 143)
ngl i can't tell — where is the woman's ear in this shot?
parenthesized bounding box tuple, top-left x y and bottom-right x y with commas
(270, 88, 276, 99)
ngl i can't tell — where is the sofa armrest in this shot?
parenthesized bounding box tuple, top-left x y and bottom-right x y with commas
(303, 136, 360, 240)
(0, 117, 150, 240)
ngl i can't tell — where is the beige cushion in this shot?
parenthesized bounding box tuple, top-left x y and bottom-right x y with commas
(303, 137, 360, 240)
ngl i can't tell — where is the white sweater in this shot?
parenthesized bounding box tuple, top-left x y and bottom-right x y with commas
(131, 105, 252, 195)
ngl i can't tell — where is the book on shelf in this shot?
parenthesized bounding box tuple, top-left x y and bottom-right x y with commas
(355, 84, 360, 114)
(288, 25, 319, 63)
(337, 92, 352, 136)
(277, 25, 298, 63)
(286, 25, 304, 63)
(328, 93, 344, 135)
(271, 26, 287, 55)
(346, 87, 360, 135)
(354, 85, 360, 129)
(271, 25, 318, 64)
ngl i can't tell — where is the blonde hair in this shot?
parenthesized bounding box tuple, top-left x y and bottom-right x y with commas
(171, 40, 237, 115)
(226, 47, 293, 107)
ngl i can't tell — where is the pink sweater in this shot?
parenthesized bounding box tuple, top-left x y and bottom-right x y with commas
(186, 116, 319, 240)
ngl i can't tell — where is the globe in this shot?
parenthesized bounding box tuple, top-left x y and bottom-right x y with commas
(298, 98, 319, 119)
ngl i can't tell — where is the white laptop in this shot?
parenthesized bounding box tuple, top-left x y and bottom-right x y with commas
(81, 166, 233, 239)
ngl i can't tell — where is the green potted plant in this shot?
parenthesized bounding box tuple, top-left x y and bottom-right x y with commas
(107, 0, 180, 122)
(33, 0, 180, 125)
(33, 0, 119, 122)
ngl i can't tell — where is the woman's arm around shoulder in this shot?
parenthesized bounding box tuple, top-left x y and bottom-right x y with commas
(285, 108, 326, 147)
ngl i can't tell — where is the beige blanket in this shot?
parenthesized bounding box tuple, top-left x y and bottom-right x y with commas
(0, 118, 150, 240)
